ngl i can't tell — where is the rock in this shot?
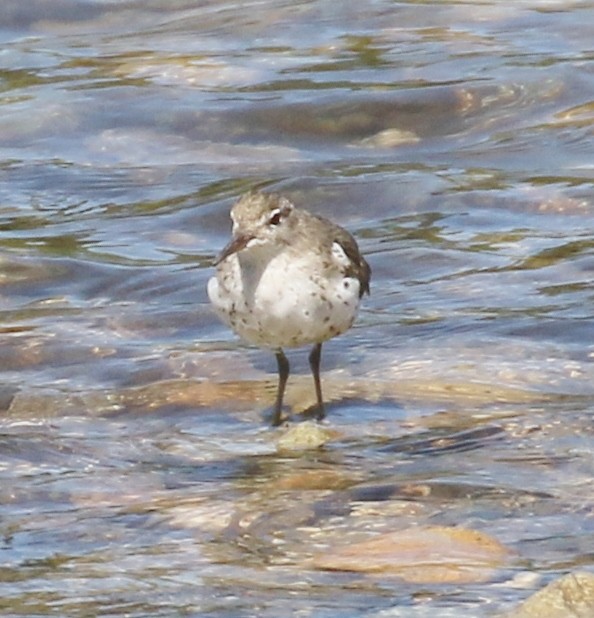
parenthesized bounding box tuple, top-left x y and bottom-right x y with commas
(276, 421, 335, 451)
(313, 525, 510, 583)
(271, 468, 356, 491)
(502, 571, 594, 618)
(358, 128, 420, 148)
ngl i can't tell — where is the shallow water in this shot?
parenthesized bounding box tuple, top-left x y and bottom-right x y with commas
(1, 1, 594, 616)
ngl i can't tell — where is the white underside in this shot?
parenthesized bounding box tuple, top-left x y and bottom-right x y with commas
(207, 245, 361, 349)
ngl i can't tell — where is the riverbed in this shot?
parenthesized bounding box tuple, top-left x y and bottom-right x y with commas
(1, 1, 594, 616)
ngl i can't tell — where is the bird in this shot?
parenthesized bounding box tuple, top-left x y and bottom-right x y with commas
(207, 191, 370, 426)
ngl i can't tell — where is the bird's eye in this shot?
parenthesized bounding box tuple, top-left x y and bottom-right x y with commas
(269, 210, 283, 226)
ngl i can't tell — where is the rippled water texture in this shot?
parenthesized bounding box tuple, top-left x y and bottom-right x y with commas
(1, 1, 594, 616)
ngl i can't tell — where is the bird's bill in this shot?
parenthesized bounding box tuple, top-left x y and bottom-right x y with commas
(215, 233, 254, 264)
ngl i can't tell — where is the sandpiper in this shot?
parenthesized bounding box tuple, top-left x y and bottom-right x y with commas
(207, 191, 370, 426)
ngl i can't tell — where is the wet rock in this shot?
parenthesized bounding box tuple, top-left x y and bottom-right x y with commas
(276, 421, 335, 451)
(271, 468, 357, 491)
(119, 377, 268, 413)
(501, 571, 594, 618)
(358, 128, 420, 148)
(312, 525, 510, 583)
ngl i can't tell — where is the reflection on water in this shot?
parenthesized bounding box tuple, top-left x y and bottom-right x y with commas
(1, 0, 594, 616)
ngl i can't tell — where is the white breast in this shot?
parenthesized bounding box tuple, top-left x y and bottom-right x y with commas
(208, 245, 361, 349)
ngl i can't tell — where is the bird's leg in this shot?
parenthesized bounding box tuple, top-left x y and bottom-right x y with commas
(309, 342, 325, 421)
(272, 349, 290, 426)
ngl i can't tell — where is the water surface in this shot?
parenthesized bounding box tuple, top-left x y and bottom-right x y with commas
(1, 1, 594, 616)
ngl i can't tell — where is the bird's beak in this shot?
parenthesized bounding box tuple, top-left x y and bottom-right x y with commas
(214, 233, 253, 265)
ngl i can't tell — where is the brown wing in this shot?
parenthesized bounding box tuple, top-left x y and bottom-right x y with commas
(334, 229, 371, 298)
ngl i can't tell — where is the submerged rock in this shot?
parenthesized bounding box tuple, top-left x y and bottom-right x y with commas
(312, 525, 510, 583)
